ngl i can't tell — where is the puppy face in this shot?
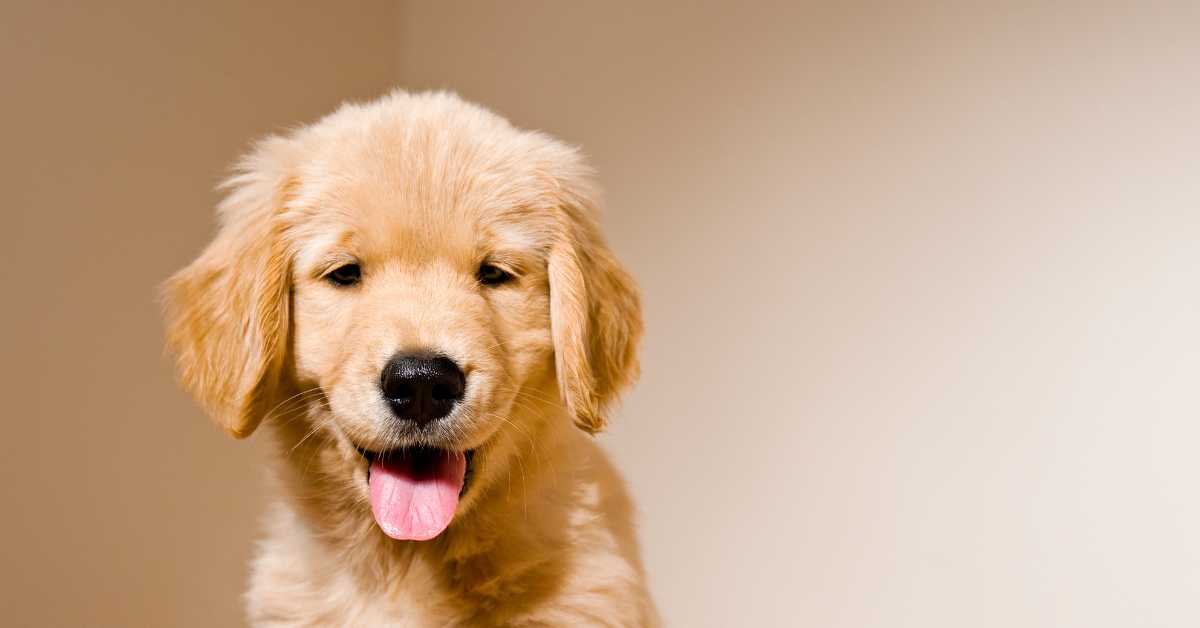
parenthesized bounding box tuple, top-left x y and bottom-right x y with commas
(162, 92, 641, 541)
(286, 142, 553, 456)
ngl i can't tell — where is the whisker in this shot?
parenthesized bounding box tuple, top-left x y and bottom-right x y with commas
(262, 386, 325, 423)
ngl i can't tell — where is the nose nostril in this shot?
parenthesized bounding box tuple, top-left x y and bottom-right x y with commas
(389, 384, 413, 401)
(380, 369, 414, 402)
(431, 383, 453, 401)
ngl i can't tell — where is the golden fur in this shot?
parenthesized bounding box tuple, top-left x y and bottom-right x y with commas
(162, 91, 657, 626)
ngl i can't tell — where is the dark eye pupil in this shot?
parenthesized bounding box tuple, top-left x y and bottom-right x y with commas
(478, 263, 512, 286)
(328, 263, 361, 286)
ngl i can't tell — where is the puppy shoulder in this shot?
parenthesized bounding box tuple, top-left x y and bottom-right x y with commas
(551, 437, 661, 626)
(246, 502, 367, 626)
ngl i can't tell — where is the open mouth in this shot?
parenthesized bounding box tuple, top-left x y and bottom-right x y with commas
(355, 446, 475, 541)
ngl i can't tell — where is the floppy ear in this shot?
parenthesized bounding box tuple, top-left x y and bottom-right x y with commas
(161, 139, 294, 439)
(548, 191, 644, 434)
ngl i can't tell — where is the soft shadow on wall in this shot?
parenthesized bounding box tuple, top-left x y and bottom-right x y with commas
(1, 2, 394, 626)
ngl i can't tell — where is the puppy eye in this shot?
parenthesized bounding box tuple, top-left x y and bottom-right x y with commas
(477, 263, 514, 286)
(326, 263, 361, 287)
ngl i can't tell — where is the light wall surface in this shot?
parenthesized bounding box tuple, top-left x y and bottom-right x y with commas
(396, 3, 1200, 627)
(4, 2, 1200, 627)
(0, 2, 394, 626)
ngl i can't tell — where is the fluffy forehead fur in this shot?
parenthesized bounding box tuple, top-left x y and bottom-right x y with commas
(283, 93, 587, 245)
(162, 91, 656, 625)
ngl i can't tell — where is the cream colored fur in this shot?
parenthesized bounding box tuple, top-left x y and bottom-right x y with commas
(162, 91, 657, 626)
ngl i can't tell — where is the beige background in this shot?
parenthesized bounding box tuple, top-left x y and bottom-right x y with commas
(1, 2, 394, 626)
(4, 2, 1200, 626)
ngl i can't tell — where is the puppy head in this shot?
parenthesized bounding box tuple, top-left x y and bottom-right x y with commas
(162, 91, 641, 539)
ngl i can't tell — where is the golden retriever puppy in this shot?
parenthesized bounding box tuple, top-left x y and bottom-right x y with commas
(162, 91, 658, 626)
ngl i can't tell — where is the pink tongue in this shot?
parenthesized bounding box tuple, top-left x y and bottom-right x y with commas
(368, 451, 466, 541)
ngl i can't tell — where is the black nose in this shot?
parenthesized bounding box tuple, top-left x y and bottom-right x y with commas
(380, 354, 466, 425)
